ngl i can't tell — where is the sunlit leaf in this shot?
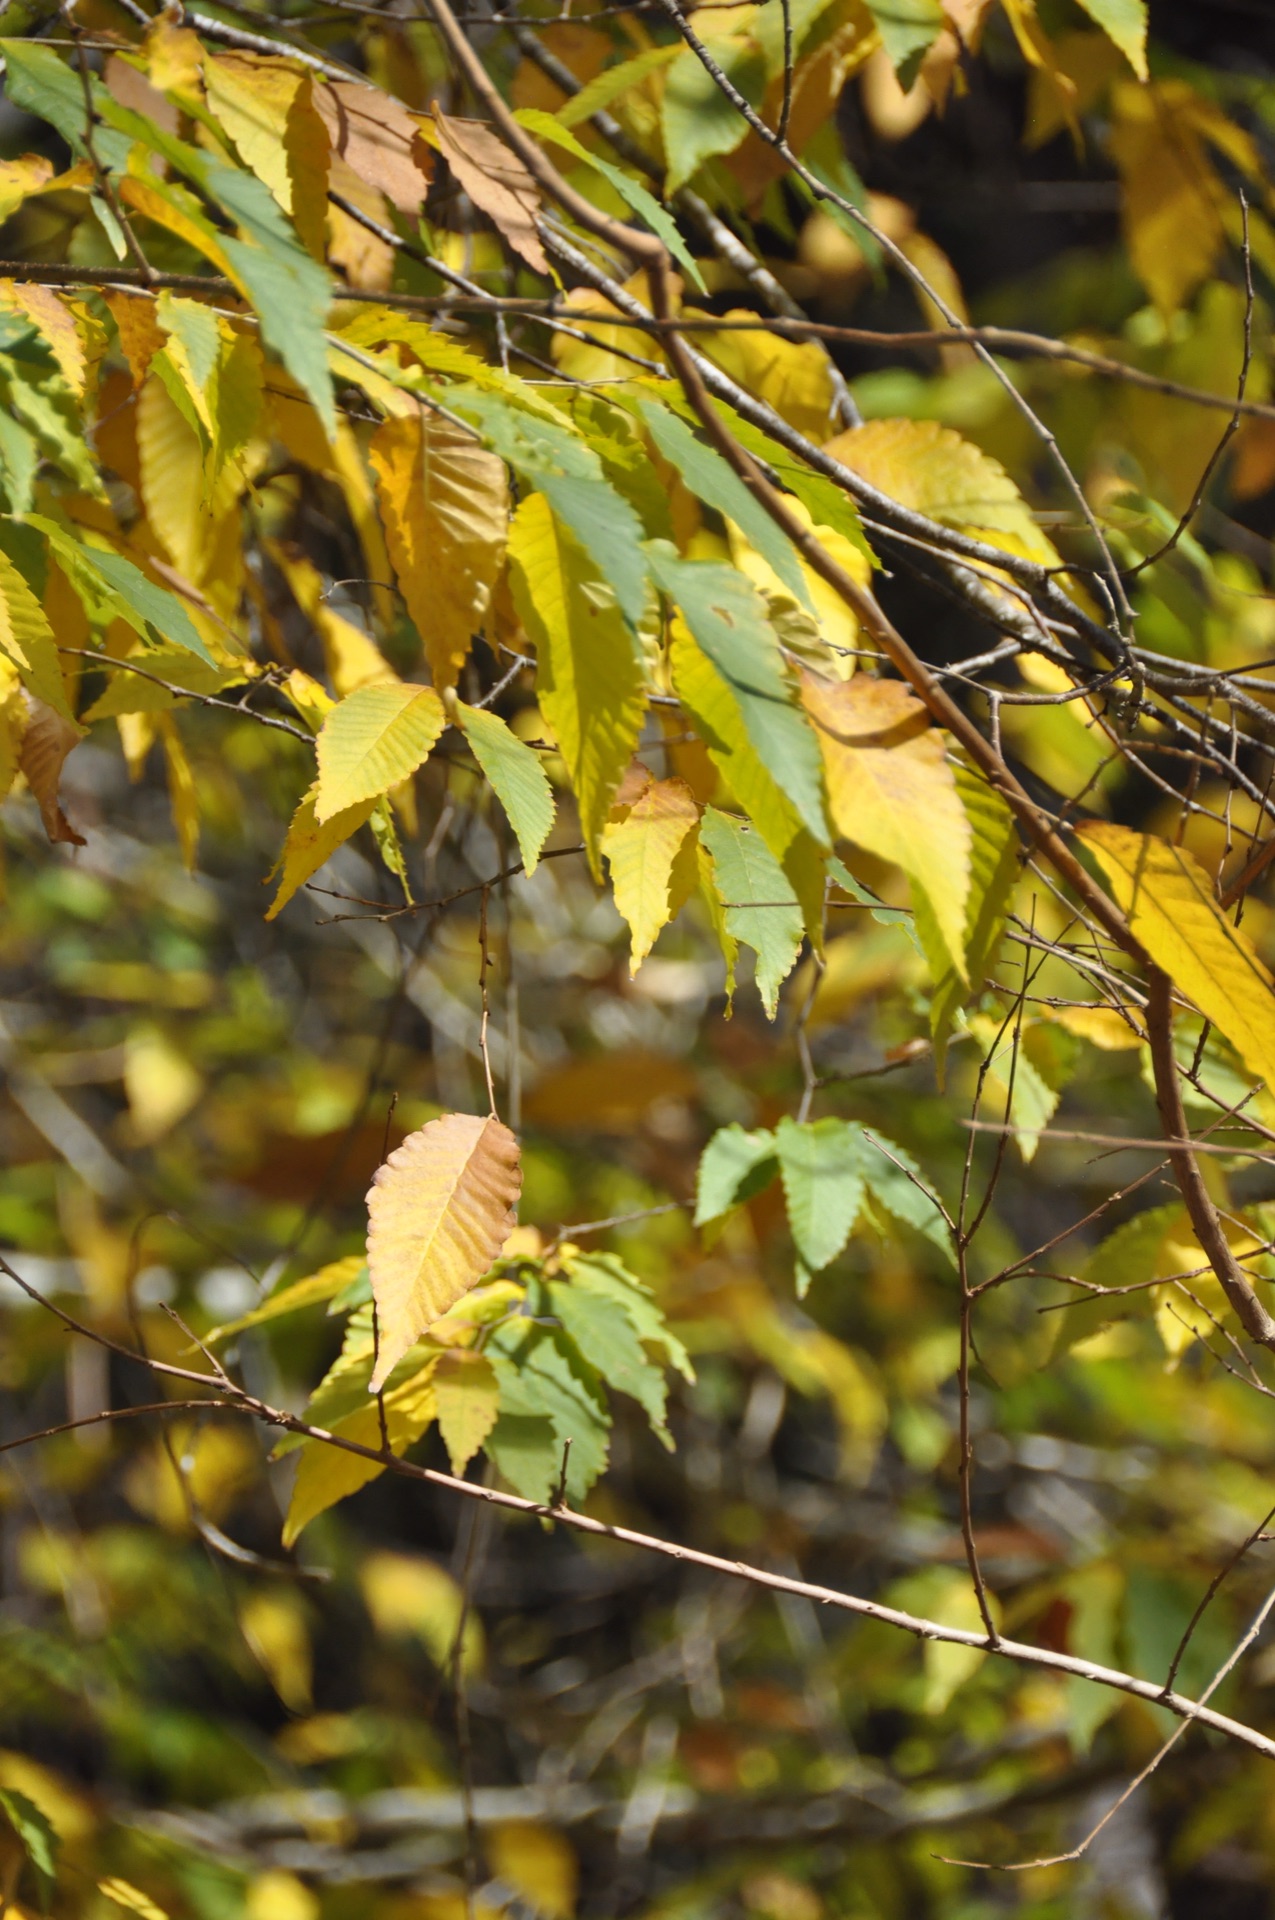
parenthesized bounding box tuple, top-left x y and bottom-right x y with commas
(699, 806, 804, 1016)
(456, 701, 555, 876)
(434, 1349, 501, 1476)
(602, 774, 700, 973)
(314, 682, 446, 822)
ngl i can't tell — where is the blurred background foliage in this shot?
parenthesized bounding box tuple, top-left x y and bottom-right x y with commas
(3, 1, 1275, 1918)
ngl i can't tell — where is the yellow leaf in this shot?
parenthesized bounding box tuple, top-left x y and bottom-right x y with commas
(245, 1872, 319, 1920)
(136, 369, 206, 581)
(1079, 822, 1275, 1090)
(434, 1348, 501, 1475)
(283, 1362, 439, 1544)
(239, 1588, 312, 1712)
(704, 311, 836, 443)
(360, 1548, 483, 1674)
(123, 1024, 202, 1143)
(369, 411, 508, 692)
(103, 288, 165, 387)
(801, 672, 971, 976)
(602, 776, 700, 973)
(487, 1822, 578, 1920)
(823, 417, 1060, 569)
(366, 1112, 522, 1390)
(98, 1879, 170, 1920)
(272, 543, 398, 696)
(17, 692, 85, 847)
(0, 551, 74, 719)
(158, 713, 199, 871)
(508, 491, 646, 875)
(727, 497, 870, 675)
(266, 781, 376, 919)
(314, 682, 446, 822)
(0, 280, 85, 393)
(205, 52, 329, 258)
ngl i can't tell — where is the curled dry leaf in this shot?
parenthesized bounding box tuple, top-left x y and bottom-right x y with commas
(433, 110, 549, 277)
(314, 78, 433, 214)
(366, 1112, 522, 1390)
(19, 691, 86, 846)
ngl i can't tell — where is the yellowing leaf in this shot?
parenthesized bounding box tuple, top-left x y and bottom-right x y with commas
(158, 712, 198, 871)
(239, 1588, 312, 1712)
(508, 491, 646, 875)
(704, 311, 836, 443)
(369, 411, 507, 692)
(1079, 822, 1275, 1091)
(434, 1349, 501, 1475)
(1075, 0, 1147, 77)
(205, 52, 329, 258)
(18, 692, 85, 846)
(360, 1549, 483, 1674)
(314, 681, 446, 822)
(272, 543, 397, 696)
(456, 700, 554, 875)
(0, 549, 72, 718)
(283, 1361, 439, 1544)
(314, 78, 433, 215)
(602, 776, 699, 973)
(123, 1023, 202, 1143)
(824, 417, 1060, 568)
(434, 111, 549, 277)
(245, 1872, 318, 1920)
(727, 497, 869, 675)
(136, 368, 207, 582)
(266, 781, 375, 919)
(366, 1112, 522, 1390)
(98, 1879, 170, 1920)
(802, 672, 970, 976)
(487, 1821, 578, 1920)
(0, 280, 85, 393)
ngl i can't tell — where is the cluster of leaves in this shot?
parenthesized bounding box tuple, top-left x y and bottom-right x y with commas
(5, 0, 1275, 1915)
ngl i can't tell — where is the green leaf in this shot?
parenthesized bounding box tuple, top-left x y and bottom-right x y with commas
(314, 682, 446, 821)
(515, 109, 706, 292)
(648, 545, 827, 847)
(508, 491, 646, 874)
(549, 1277, 671, 1441)
(635, 398, 811, 609)
(698, 806, 804, 1017)
(856, 1128, 950, 1258)
(774, 1115, 866, 1275)
(451, 388, 649, 628)
(0, 1785, 58, 1894)
(488, 1322, 611, 1500)
(484, 1412, 560, 1503)
(861, 0, 944, 89)
(0, 41, 132, 168)
(1075, 0, 1148, 78)
(926, 765, 1020, 1079)
(556, 43, 682, 127)
(456, 701, 555, 876)
(0, 544, 72, 717)
(563, 1250, 695, 1382)
(25, 516, 215, 666)
(662, 39, 764, 194)
(694, 1123, 779, 1226)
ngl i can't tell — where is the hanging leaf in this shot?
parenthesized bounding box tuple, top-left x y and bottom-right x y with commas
(0, 545, 73, 716)
(284, 1361, 440, 1542)
(204, 1254, 368, 1343)
(265, 782, 375, 919)
(98, 1878, 170, 1920)
(774, 1115, 867, 1277)
(602, 775, 700, 972)
(862, 0, 944, 88)
(314, 681, 446, 821)
(434, 1348, 501, 1475)
(204, 52, 330, 257)
(18, 692, 85, 846)
(1080, 823, 1275, 1091)
(315, 78, 433, 213)
(699, 806, 804, 1016)
(368, 410, 507, 691)
(456, 701, 555, 876)
(1076, 0, 1148, 80)
(434, 110, 549, 277)
(801, 671, 970, 979)
(508, 491, 646, 874)
(926, 763, 1020, 1076)
(694, 1123, 779, 1227)
(663, 37, 763, 195)
(366, 1112, 522, 1389)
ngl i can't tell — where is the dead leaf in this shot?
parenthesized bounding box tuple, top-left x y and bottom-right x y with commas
(434, 110, 549, 277)
(315, 79, 433, 215)
(19, 692, 86, 846)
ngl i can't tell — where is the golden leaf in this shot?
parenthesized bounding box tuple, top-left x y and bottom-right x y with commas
(283, 1364, 439, 1544)
(704, 312, 836, 443)
(487, 1822, 578, 1920)
(434, 1349, 501, 1475)
(314, 682, 446, 822)
(433, 110, 549, 277)
(801, 672, 970, 976)
(366, 1112, 522, 1389)
(1079, 822, 1275, 1090)
(205, 52, 330, 259)
(369, 411, 508, 692)
(602, 775, 700, 973)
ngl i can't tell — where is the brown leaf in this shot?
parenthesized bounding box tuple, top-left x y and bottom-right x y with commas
(314, 79, 433, 215)
(433, 111, 549, 277)
(18, 692, 86, 846)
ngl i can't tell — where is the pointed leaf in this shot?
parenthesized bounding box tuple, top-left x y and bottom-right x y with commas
(434, 110, 549, 276)
(0, 544, 72, 715)
(1075, 0, 1148, 79)
(0, 1785, 57, 1892)
(314, 78, 433, 214)
(927, 764, 1020, 1075)
(18, 692, 85, 846)
(775, 1115, 865, 1273)
(204, 1254, 368, 1344)
(694, 1123, 779, 1226)
(369, 411, 507, 691)
(699, 806, 803, 1017)
(508, 491, 646, 873)
(801, 671, 970, 977)
(367, 1112, 522, 1389)
(456, 701, 555, 876)
(863, 0, 944, 88)
(1079, 822, 1275, 1091)
(549, 1277, 670, 1439)
(266, 781, 375, 917)
(434, 1349, 501, 1475)
(602, 775, 700, 972)
(315, 682, 446, 821)
(284, 1364, 439, 1543)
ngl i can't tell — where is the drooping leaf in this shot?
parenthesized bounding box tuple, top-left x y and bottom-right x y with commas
(926, 763, 1021, 1074)
(434, 1349, 501, 1475)
(0, 544, 73, 716)
(0, 1785, 58, 1894)
(368, 410, 507, 692)
(314, 78, 433, 213)
(663, 37, 764, 195)
(434, 110, 549, 277)
(18, 692, 85, 846)
(205, 51, 330, 257)
(562, 1249, 695, 1381)
(602, 775, 700, 973)
(507, 491, 646, 874)
(283, 1362, 439, 1543)
(1080, 823, 1275, 1092)
(694, 1123, 780, 1227)
(635, 397, 809, 609)
(487, 1321, 610, 1501)
(456, 701, 555, 876)
(314, 682, 446, 822)
(862, 0, 944, 88)
(774, 1115, 866, 1276)
(855, 1127, 950, 1257)
(650, 546, 827, 848)
(555, 43, 682, 127)
(97, 1878, 170, 1920)
(203, 1255, 368, 1345)
(1075, 0, 1148, 79)
(801, 671, 970, 979)
(266, 781, 376, 918)
(699, 806, 804, 1017)
(366, 1112, 522, 1389)
(550, 1277, 670, 1440)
